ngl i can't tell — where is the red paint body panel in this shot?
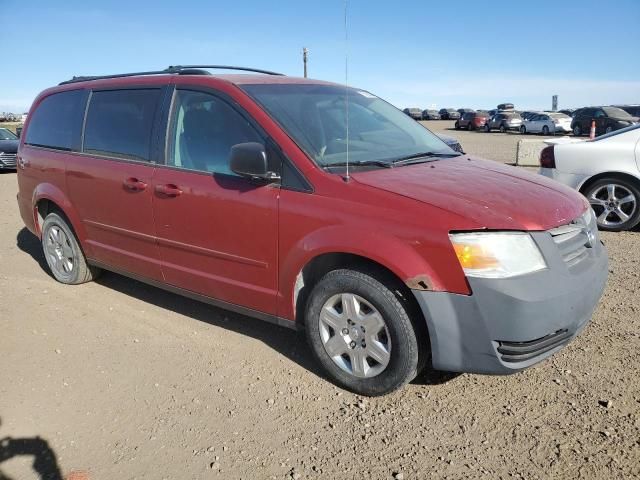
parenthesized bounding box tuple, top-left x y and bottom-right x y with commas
(65, 155, 163, 281)
(152, 168, 279, 314)
(17, 73, 589, 327)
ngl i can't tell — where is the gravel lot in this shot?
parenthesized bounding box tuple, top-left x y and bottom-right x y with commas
(1, 129, 639, 479)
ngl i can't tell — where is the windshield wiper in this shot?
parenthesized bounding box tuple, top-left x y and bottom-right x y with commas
(323, 160, 393, 169)
(391, 151, 461, 166)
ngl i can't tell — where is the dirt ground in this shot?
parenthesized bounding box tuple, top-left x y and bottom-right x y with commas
(1, 127, 639, 479)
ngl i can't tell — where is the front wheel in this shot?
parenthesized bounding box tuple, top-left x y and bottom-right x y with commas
(542, 125, 550, 135)
(304, 269, 422, 396)
(454, 121, 460, 130)
(41, 212, 101, 284)
(605, 126, 613, 134)
(520, 125, 526, 134)
(585, 178, 640, 231)
(484, 124, 490, 132)
(499, 124, 506, 133)
(573, 125, 582, 136)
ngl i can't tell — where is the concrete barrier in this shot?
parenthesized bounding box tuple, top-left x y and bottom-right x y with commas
(515, 139, 547, 167)
(515, 137, 584, 166)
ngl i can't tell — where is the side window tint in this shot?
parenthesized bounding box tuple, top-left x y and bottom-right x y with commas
(168, 90, 263, 175)
(84, 89, 161, 161)
(25, 90, 86, 151)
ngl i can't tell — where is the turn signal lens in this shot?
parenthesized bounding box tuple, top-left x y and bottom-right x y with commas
(453, 243, 499, 270)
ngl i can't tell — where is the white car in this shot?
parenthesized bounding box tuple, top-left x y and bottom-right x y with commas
(521, 112, 572, 135)
(539, 124, 640, 231)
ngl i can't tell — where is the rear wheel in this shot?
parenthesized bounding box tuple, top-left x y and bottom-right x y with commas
(605, 126, 613, 134)
(585, 178, 640, 231)
(499, 124, 507, 133)
(41, 212, 101, 284)
(304, 269, 421, 396)
(573, 124, 582, 136)
(467, 122, 473, 131)
(484, 124, 490, 133)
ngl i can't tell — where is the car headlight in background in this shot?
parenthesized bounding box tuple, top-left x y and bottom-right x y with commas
(449, 232, 547, 278)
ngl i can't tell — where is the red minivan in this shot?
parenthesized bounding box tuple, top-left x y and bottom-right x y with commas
(17, 66, 608, 396)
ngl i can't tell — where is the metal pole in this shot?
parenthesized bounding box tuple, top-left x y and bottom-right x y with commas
(303, 47, 308, 78)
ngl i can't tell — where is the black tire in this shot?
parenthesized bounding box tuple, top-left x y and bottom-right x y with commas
(520, 125, 526, 134)
(467, 122, 473, 131)
(542, 125, 550, 135)
(484, 124, 490, 133)
(583, 177, 640, 231)
(454, 121, 460, 130)
(605, 126, 613, 134)
(41, 212, 101, 284)
(304, 269, 422, 396)
(499, 124, 506, 133)
(573, 124, 582, 136)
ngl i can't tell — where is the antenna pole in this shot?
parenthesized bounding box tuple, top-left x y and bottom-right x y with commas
(303, 47, 308, 78)
(344, 0, 350, 182)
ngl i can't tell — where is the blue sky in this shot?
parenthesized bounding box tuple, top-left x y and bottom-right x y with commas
(2, 0, 639, 112)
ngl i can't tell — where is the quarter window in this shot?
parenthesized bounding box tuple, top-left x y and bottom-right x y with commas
(25, 90, 86, 151)
(83, 89, 161, 161)
(167, 89, 263, 175)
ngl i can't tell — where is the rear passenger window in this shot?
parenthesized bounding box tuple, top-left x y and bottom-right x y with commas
(25, 90, 86, 151)
(83, 89, 161, 161)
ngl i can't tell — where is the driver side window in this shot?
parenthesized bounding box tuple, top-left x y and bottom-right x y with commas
(168, 89, 263, 176)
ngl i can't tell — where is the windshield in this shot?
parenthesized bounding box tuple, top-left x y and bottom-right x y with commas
(603, 106, 633, 119)
(242, 84, 455, 167)
(0, 128, 18, 140)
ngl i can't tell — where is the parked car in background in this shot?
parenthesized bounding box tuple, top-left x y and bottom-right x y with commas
(571, 106, 638, 136)
(435, 132, 464, 153)
(421, 109, 441, 120)
(520, 111, 540, 121)
(559, 109, 575, 117)
(17, 65, 607, 396)
(539, 124, 640, 231)
(484, 112, 522, 132)
(457, 108, 475, 116)
(403, 107, 423, 120)
(0, 127, 19, 170)
(439, 108, 460, 120)
(614, 105, 640, 118)
(521, 112, 572, 135)
(456, 111, 489, 130)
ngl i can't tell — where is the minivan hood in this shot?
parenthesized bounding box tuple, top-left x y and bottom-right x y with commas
(352, 156, 586, 230)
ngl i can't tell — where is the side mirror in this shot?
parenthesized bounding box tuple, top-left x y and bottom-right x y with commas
(229, 142, 279, 182)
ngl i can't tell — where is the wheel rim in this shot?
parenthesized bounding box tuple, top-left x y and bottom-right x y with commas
(45, 225, 74, 276)
(588, 183, 637, 227)
(606, 126, 612, 133)
(574, 126, 581, 135)
(318, 293, 391, 379)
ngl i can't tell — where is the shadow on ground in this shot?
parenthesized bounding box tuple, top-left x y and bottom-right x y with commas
(17, 226, 462, 390)
(0, 417, 63, 480)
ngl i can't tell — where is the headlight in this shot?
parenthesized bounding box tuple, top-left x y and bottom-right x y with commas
(449, 232, 547, 278)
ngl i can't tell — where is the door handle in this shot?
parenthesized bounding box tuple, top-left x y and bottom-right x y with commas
(123, 177, 148, 192)
(155, 184, 183, 197)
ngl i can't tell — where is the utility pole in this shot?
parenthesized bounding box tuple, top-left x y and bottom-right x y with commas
(303, 47, 308, 78)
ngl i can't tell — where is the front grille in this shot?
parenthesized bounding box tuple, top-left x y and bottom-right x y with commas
(0, 152, 17, 168)
(549, 213, 595, 268)
(497, 329, 571, 363)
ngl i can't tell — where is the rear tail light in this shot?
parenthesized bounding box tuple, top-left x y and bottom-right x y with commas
(539, 145, 556, 168)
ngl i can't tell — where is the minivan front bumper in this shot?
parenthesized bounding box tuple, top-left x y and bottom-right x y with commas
(412, 230, 608, 374)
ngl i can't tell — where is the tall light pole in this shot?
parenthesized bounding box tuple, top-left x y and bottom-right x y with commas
(303, 47, 309, 78)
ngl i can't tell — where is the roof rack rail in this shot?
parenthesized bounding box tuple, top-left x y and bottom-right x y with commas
(59, 65, 284, 85)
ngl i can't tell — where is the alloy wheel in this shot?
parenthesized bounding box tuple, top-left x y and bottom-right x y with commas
(588, 183, 637, 228)
(44, 225, 75, 276)
(318, 293, 391, 379)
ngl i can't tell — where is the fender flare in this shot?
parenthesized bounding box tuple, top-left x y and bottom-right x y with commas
(278, 225, 446, 321)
